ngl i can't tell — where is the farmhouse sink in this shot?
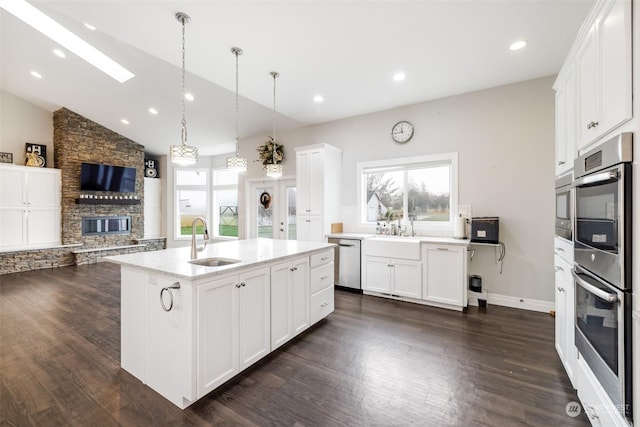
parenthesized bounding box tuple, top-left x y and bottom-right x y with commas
(363, 236, 421, 260)
(188, 257, 241, 267)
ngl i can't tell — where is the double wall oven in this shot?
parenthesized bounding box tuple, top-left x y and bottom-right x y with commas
(572, 132, 633, 421)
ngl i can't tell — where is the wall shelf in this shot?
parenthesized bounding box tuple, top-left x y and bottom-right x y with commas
(75, 198, 140, 205)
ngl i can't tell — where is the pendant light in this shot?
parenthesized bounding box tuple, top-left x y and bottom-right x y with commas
(226, 47, 247, 171)
(265, 71, 283, 178)
(170, 12, 198, 165)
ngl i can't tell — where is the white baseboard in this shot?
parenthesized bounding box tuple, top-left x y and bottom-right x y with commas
(473, 292, 554, 313)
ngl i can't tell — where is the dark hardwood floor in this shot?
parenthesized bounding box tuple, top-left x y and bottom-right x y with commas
(1, 263, 588, 426)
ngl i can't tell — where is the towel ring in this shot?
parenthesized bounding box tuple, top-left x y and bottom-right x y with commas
(160, 282, 181, 312)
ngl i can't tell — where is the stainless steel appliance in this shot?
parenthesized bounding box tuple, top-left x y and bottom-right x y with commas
(328, 237, 361, 291)
(554, 173, 572, 241)
(572, 132, 633, 421)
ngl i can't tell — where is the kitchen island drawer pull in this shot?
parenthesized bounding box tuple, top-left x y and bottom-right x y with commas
(320, 275, 330, 280)
(320, 302, 329, 308)
(160, 282, 181, 312)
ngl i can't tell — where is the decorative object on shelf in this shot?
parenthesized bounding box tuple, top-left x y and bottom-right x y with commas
(144, 158, 158, 178)
(259, 191, 272, 209)
(25, 143, 46, 167)
(391, 121, 414, 144)
(169, 12, 198, 166)
(0, 152, 13, 164)
(226, 47, 247, 172)
(265, 71, 283, 178)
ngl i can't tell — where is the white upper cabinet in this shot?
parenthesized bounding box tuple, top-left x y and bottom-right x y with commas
(295, 144, 342, 242)
(555, 65, 577, 176)
(576, 0, 632, 150)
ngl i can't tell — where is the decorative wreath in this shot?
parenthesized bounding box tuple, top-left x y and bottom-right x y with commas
(255, 136, 284, 167)
(260, 191, 272, 209)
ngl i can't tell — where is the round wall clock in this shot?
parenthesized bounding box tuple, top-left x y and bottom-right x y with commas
(391, 121, 414, 143)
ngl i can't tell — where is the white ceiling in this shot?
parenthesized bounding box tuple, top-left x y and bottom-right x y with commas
(1, 0, 593, 157)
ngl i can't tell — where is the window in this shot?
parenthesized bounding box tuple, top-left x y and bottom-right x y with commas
(212, 168, 239, 238)
(357, 153, 458, 231)
(175, 169, 208, 238)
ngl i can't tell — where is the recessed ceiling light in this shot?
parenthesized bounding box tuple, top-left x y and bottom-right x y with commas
(393, 72, 406, 81)
(313, 95, 324, 103)
(121, 119, 130, 125)
(84, 23, 96, 31)
(148, 108, 158, 115)
(509, 40, 528, 51)
(0, 0, 134, 82)
(30, 70, 42, 79)
(185, 93, 194, 101)
(53, 48, 66, 58)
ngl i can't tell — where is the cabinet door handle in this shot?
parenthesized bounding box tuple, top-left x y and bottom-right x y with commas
(320, 275, 329, 280)
(555, 247, 564, 252)
(320, 302, 329, 308)
(554, 266, 563, 272)
(241, 282, 246, 287)
(290, 267, 298, 272)
(587, 121, 599, 129)
(436, 247, 449, 251)
(557, 160, 566, 166)
(557, 286, 564, 292)
(321, 256, 330, 260)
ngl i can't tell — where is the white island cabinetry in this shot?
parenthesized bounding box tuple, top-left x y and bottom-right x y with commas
(108, 239, 335, 409)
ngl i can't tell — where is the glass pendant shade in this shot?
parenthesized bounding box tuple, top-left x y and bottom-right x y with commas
(265, 163, 283, 178)
(226, 155, 247, 171)
(170, 144, 198, 165)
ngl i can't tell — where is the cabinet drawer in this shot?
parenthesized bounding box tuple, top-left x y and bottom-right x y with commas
(554, 254, 573, 285)
(576, 356, 627, 427)
(554, 237, 573, 265)
(310, 249, 334, 268)
(310, 262, 334, 295)
(310, 286, 334, 324)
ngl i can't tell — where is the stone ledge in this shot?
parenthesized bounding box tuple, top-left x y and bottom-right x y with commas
(72, 244, 146, 254)
(0, 243, 83, 255)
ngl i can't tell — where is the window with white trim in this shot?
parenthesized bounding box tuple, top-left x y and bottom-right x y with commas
(175, 169, 209, 239)
(357, 153, 458, 232)
(212, 168, 238, 238)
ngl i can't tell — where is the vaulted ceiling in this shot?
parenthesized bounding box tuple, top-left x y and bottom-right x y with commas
(1, 1, 593, 156)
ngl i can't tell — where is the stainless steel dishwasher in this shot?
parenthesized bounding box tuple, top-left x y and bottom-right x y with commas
(328, 238, 361, 292)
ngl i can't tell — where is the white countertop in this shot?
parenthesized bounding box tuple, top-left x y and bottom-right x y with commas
(104, 238, 335, 281)
(326, 233, 470, 246)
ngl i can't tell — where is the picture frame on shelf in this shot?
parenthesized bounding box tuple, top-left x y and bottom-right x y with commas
(25, 143, 46, 167)
(0, 152, 13, 164)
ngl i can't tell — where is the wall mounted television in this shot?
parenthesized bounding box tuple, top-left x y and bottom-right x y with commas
(80, 162, 137, 192)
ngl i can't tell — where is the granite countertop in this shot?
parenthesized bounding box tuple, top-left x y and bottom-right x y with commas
(326, 232, 470, 246)
(104, 238, 335, 281)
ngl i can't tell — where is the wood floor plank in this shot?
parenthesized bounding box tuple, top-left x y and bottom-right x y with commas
(0, 263, 589, 426)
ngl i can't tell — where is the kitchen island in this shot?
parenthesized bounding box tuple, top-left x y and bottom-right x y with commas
(105, 238, 336, 409)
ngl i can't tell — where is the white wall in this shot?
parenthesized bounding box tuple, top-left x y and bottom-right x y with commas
(0, 90, 53, 167)
(239, 76, 556, 303)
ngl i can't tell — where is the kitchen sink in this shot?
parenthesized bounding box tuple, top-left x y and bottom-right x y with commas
(188, 257, 241, 267)
(364, 236, 421, 260)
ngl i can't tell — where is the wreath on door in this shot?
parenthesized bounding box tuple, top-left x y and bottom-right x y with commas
(260, 191, 272, 209)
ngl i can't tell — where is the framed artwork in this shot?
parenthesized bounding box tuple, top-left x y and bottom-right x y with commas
(0, 152, 13, 164)
(25, 143, 46, 167)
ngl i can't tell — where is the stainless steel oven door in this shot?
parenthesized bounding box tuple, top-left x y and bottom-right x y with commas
(555, 174, 572, 241)
(573, 265, 632, 419)
(573, 163, 631, 289)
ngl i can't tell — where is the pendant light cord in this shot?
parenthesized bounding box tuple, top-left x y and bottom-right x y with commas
(272, 72, 278, 143)
(180, 16, 187, 146)
(235, 49, 240, 155)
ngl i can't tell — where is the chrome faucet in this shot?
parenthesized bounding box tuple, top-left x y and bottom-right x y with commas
(410, 218, 415, 237)
(191, 217, 209, 260)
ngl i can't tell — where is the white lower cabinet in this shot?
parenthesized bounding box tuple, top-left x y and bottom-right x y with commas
(422, 244, 466, 308)
(363, 256, 422, 298)
(197, 267, 270, 399)
(576, 356, 629, 427)
(271, 257, 309, 350)
(554, 252, 575, 385)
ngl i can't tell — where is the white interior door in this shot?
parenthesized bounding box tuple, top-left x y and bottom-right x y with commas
(246, 179, 296, 240)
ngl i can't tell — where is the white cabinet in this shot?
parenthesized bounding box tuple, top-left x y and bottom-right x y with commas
(363, 255, 422, 299)
(197, 267, 270, 398)
(144, 177, 162, 237)
(309, 249, 335, 323)
(271, 256, 309, 350)
(422, 244, 466, 308)
(576, 356, 629, 427)
(576, 0, 632, 149)
(554, 65, 577, 176)
(554, 252, 575, 385)
(0, 165, 61, 248)
(295, 144, 342, 242)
